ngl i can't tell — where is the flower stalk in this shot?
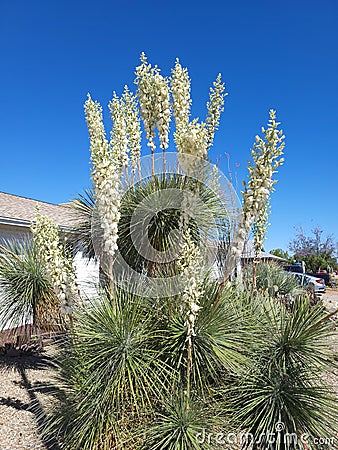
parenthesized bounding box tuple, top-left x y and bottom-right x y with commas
(220, 110, 285, 294)
(177, 229, 204, 409)
(135, 53, 170, 174)
(84, 94, 123, 288)
(31, 207, 77, 318)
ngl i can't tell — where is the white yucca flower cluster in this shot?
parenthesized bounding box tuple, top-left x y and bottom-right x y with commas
(109, 93, 129, 170)
(122, 86, 142, 173)
(85, 95, 121, 258)
(135, 53, 171, 152)
(171, 59, 226, 173)
(177, 231, 204, 337)
(31, 208, 77, 315)
(230, 110, 285, 262)
(252, 207, 269, 257)
(245, 109, 285, 257)
(176, 120, 209, 159)
(205, 74, 227, 149)
(85, 88, 142, 259)
(170, 59, 191, 134)
(85, 54, 227, 272)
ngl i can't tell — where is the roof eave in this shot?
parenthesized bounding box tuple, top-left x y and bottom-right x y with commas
(0, 216, 79, 234)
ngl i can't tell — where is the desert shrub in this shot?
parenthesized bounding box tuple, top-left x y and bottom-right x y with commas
(0, 241, 59, 331)
(244, 261, 303, 298)
(224, 296, 338, 449)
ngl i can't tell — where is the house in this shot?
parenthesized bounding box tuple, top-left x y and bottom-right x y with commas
(241, 239, 287, 264)
(0, 191, 81, 242)
(0, 191, 285, 299)
(0, 191, 99, 297)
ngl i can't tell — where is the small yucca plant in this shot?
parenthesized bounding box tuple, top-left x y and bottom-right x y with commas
(0, 241, 59, 331)
(145, 394, 218, 450)
(46, 287, 170, 450)
(244, 261, 303, 298)
(225, 296, 338, 450)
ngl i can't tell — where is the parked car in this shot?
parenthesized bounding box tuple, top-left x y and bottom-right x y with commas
(283, 264, 303, 274)
(307, 272, 330, 287)
(290, 272, 326, 294)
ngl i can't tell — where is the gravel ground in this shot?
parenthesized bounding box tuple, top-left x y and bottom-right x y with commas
(0, 291, 337, 450)
(0, 350, 58, 450)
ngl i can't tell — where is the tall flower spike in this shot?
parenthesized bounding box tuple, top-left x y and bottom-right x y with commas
(225, 110, 285, 279)
(84, 94, 121, 259)
(31, 207, 77, 315)
(135, 53, 158, 152)
(248, 109, 285, 257)
(177, 230, 204, 337)
(135, 53, 171, 152)
(171, 60, 208, 159)
(154, 71, 171, 151)
(171, 59, 192, 137)
(122, 86, 142, 173)
(109, 92, 129, 170)
(171, 60, 225, 161)
(205, 74, 227, 150)
(243, 110, 285, 220)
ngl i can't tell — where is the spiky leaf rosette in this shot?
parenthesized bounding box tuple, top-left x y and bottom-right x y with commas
(46, 287, 171, 450)
(224, 296, 338, 449)
(0, 241, 58, 330)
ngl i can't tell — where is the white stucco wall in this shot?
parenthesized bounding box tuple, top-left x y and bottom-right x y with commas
(73, 251, 100, 299)
(0, 222, 100, 330)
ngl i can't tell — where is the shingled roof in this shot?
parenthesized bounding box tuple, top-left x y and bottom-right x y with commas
(242, 240, 286, 261)
(0, 192, 81, 229)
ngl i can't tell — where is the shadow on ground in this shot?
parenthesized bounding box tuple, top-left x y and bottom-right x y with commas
(0, 351, 60, 450)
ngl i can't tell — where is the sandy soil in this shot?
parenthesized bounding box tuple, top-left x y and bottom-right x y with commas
(320, 288, 338, 388)
(322, 287, 338, 313)
(0, 350, 58, 450)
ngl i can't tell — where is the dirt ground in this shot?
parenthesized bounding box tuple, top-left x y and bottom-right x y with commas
(321, 287, 338, 353)
(320, 287, 338, 388)
(322, 287, 338, 313)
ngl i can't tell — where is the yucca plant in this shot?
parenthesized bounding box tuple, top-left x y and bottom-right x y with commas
(72, 173, 230, 279)
(0, 241, 59, 331)
(46, 287, 172, 450)
(225, 296, 338, 450)
(47, 54, 338, 450)
(145, 394, 219, 450)
(44, 276, 254, 449)
(244, 261, 303, 298)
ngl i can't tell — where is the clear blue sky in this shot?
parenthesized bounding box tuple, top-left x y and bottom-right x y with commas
(1, 0, 337, 252)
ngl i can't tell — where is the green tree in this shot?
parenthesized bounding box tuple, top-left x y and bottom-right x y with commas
(289, 226, 338, 272)
(270, 248, 292, 261)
